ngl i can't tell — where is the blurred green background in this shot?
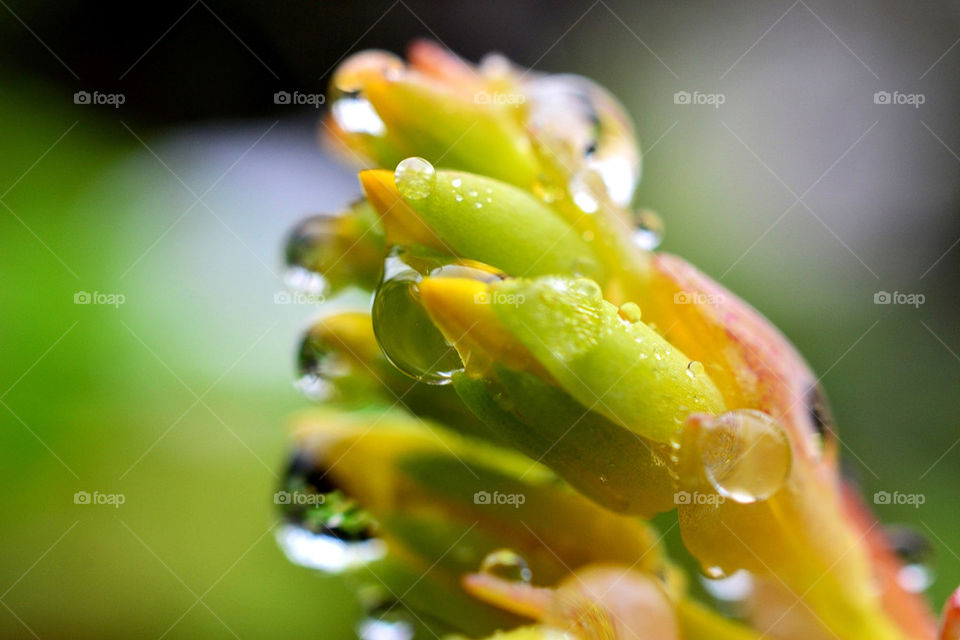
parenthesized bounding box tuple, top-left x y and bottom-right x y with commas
(1, 1, 958, 638)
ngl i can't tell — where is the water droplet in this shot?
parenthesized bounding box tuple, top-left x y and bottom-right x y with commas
(581, 230, 595, 242)
(276, 524, 387, 573)
(330, 94, 387, 136)
(275, 451, 385, 573)
(696, 410, 792, 504)
(328, 51, 403, 138)
(357, 617, 414, 640)
(686, 361, 705, 380)
(886, 525, 935, 593)
(295, 329, 352, 402)
(632, 209, 664, 251)
(284, 266, 329, 297)
(699, 569, 752, 602)
(524, 75, 640, 207)
(480, 549, 532, 584)
(569, 172, 600, 213)
(532, 175, 564, 203)
(898, 563, 934, 593)
(284, 213, 344, 296)
(372, 248, 463, 385)
(568, 277, 602, 301)
(394, 157, 436, 201)
(618, 302, 642, 324)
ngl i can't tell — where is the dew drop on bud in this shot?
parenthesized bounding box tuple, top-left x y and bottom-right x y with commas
(696, 410, 792, 504)
(372, 248, 463, 385)
(284, 213, 343, 296)
(618, 302, 642, 324)
(295, 330, 351, 402)
(275, 451, 386, 573)
(394, 157, 436, 201)
(480, 548, 533, 584)
(685, 361, 705, 380)
(632, 208, 664, 251)
(885, 524, 935, 593)
(329, 51, 403, 138)
(567, 277, 602, 301)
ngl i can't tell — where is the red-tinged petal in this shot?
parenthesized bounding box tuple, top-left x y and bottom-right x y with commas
(941, 587, 960, 640)
(840, 483, 938, 639)
(406, 39, 482, 90)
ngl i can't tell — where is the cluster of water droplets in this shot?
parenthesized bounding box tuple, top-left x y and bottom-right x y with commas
(370, 157, 509, 386)
(522, 73, 663, 252)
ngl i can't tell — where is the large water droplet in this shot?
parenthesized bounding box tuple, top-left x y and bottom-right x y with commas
(632, 208, 664, 251)
(372, 248, 463, 385)
(480, 548, 533, 584)
(886, 525, 935, 593)
(524, 74, 640, 208)
(275, 451, 385, 573)
(696, 410, 792, 504)
(295, 329, 352, 402)
(394, 157, 436, 201)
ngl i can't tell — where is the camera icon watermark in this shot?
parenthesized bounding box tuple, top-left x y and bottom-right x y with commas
(74, 490, 126, 508)
(674, 490, 725, 506)
(474, 91, 526, 106)
(673, 290, 725, 305)
(74, 291, 126, 308)
(274, 91, 326, 108)
(473, 291, 525, 307)
(673, 91, 725, 109)
(74, 90, 125, 109)
(873, 91, 925, 108)
(473, 490, 526, 508)
(873, 291, 924, 308)
(273, 490, 325, 506)
(873, 490, 925, 509)
(274, 290, 325, 306)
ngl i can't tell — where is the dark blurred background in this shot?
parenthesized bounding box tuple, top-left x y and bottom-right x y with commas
(1, 0, 958, 637)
